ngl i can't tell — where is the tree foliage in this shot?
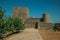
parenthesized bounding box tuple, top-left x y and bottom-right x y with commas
(0, 7, 5, 19)
(0, 7, 25, 38)
(13, 17, 25, 31)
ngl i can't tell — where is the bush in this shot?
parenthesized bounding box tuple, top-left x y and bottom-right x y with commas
(0, 7, 25, 38)
(53, 24, 60, 31)
(13, 17, 25, 31)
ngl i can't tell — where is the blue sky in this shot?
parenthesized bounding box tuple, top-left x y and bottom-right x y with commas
(0, 0, 60, 23)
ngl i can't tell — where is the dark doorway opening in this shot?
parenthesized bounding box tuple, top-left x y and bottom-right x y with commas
(35, 22, 38, 29)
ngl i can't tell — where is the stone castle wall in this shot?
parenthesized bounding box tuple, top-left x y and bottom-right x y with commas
(43, 14, 50, 23)
(26, 18, 40, 23)
(12, 7, 55, 29)
(25, 22, 36, 28)
(39, 23, 55, 30)
(12, 7, 29, 22)
(25, 22, 55, 29)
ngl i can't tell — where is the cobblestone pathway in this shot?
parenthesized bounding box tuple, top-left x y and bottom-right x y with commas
(4, 28, 42, 40)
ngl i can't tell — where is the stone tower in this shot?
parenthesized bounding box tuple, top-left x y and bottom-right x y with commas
(43, 13, 50, 23)
(12, 7, 29, 22)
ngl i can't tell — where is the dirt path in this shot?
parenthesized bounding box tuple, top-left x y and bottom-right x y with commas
(4, 28, 42, 40)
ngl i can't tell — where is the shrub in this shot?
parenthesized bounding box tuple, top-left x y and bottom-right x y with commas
(0, 7, 25, 38)
(53, 24, 60, 31)
(13, 17, 25, 31)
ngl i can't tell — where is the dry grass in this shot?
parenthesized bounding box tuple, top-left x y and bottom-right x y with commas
(39, 29, 60, 40)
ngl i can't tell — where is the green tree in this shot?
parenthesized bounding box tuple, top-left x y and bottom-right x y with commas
(5, 17, 14, 33)
(0, 7, 6, 38)
(13, 17, 25, 32)
(0, 7, 25, 38)
(0, 7, 5, 19)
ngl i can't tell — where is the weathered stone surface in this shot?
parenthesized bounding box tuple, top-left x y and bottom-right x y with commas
(13, 7, 29, 22)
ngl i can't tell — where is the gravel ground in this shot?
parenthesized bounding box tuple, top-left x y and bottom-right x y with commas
(4, 28, 42, 40)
